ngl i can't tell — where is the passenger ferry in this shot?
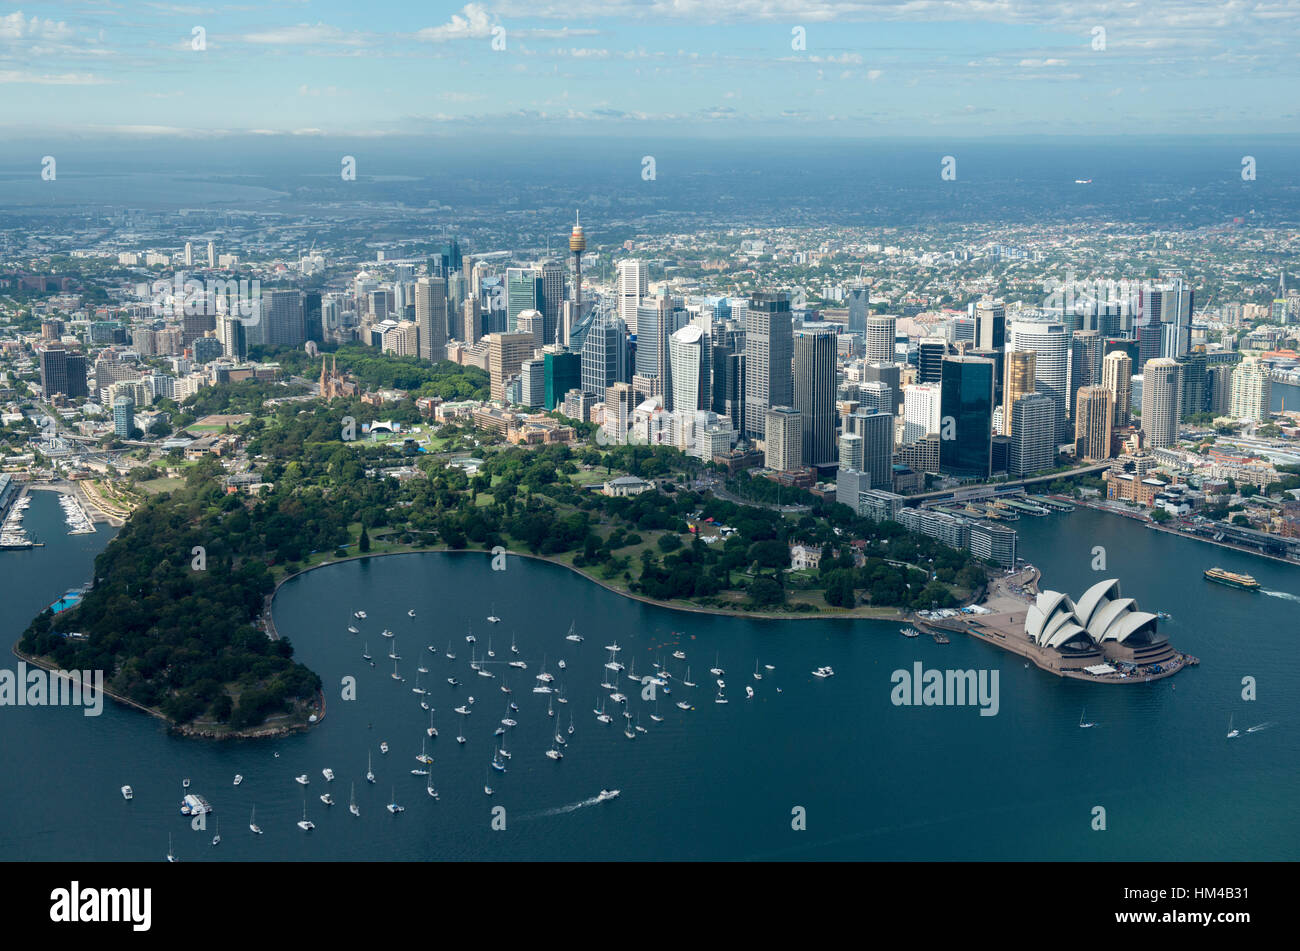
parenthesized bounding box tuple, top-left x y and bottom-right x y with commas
(1203, 567, 1260, 591)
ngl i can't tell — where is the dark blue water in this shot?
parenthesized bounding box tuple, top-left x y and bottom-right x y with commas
(2, 490, 1296, 860)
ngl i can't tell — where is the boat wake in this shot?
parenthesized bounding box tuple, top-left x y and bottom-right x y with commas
(1245, 721, 1276, 734)
(518, 796, 603, 820)
(1261, 590, 1300, 603)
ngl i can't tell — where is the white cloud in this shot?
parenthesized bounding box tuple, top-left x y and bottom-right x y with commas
(240, 23, 369, 46)
(0, 11, 73, 42)
(0, 69, 111, 84)
(417, 3, 494, 42)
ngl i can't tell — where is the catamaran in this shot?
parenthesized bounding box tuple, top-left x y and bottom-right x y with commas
(388, 638, 400, 660)
(605, 640, 621, 653)
(466, 623, 477, 643)
(546, 741, 563, 760)
(565, 621, 583, 642)
(249, 805, 262, 835)
(416, 737, 433, 765)
(349, 783, 360, 816)
(487, 604, 500, 624)
(596, 697, 612, 723)
(710, 653, 723, 676)
(536, 655, 554, 683)
(297, 800, 315, 831)
(387, 787, 404, 814)
(427, 708, 438, 737)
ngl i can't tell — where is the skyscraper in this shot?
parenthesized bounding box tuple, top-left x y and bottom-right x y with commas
(264, 289, 306, 348)
(1101, 350, 1133, 429)
(743, 292, 794, 442)
(865, 315, 896, 364)
(863, 362, 903, 414)
(216, 315, 247, 362)
(112, 394, 135, 439)
(669, 325, 708, 413)
(540, 260, 566, 347)
(488, 332, 536, 404)
(764, 406, 802, 472)
(793, 327, 837, 468)
(975, 299, 1006, 352)
(617, 260, 648, 334)
(1176, 346, 1208, 419)
(506, 267, 542, 332)
(939, 355, 994, 479)
(1069, 330, 1104, 422)
(1009, 319, 1069, 447)
(543, 349, 581, 411)
(39, 345, 88, 399)
(838, 433, 864, 471)
(634, 296, 672, 401)
(917, 337, 948, 384)
(846, 285, 869, 337)
(902, 382, 942, 445)
(1008, 393, 1055, 477)
(1002, 350, 1036, 437)
(1141, 357, 1182, 448)
(1074, 386, 1114, 461)
(1229, 356, 1271, 421)
(415, 277, 448, 363)
(847, 411, 894, 489)
(580, 307, 626, 396)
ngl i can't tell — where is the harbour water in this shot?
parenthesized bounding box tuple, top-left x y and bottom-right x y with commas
(1, 490, 1296, 861)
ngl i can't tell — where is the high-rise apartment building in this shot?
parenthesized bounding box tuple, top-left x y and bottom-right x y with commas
(1074, 386, 1114, 461)
(1229, 356, 1271, 421)
(1141, 358, 1182, 448)
(1101, 350, 1133, 429)
(865, 315, 896, 364)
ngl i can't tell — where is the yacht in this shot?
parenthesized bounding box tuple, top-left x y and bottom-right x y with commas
(676, 700, 692, 711)
(624, 720, 636, 739)
(427, 708, 438, 737)
(710, 653, 724, 676)
(484, 767, 493, 796)
(408, 609, 416, 618)
(388, 639, 401, 660)
(610, 692, 627, 704)
(511, 632, 519, 653)
(320, 793, 335, 806)
(811, 666, 834, 678)
(565, 622, 583, 642)
(557, 659, 566, 670)
(183, 777, 190, 788)
(249, 805, 262, 835)
(596, 789, 620, 802)
(391, 659, 402, 681)
(596, 697, 613, 724)
(764, 664, 775, 671)
(1079, 708, 1097, 729)
(745, 686, 754, 700)
(487, 636, 495, 658)
(121, 785, 133, 801)
(545, 744, 563, 760)
(715, 685, 728, 704)
(455, 705, 470, 715)
(556, 687, 568, 704)
(683, 667, 696, 688)
(416, 738, 433, 764)
(672, 650, 686, 660)
(426, 776, 438, 800)
(297, 802, 315, 832)
(417, 664, 428, 674)
(568, 713, 575, 735)
(753, 661, 763, 681)
(381, 628, 394, 639)
(166, 833, 176, 862)
(457, 733, 466, 745)
(354, 610, 367, 619)
(212, 818, 220, 847)
(366, 752, 375, 783)
(535, 655, 555, 683)
(347, 625, 359, 634)
(487, 604, 501, 624)
(410, 767, 428, 777)
(501, 715, 517, 728)
(295, 774, 309, 785)
(466, 624, 477, 644)
(604, 641, 621, 653)
(477, 667, 495, 679)
(492, 750, 507, 772)
(387, 787, 405, 814)
(362, 643, 371, 661)
(448, 677, 461, 686)
(380, 741, 389, 754)
(635, 714, 647, 734)
(445, 641, 456, 660)
(322, 768, 335, 781)
(1227, 715, 1240, 739)
(508, 659, 527, 670)
(349, 783, 360, 817)
(547, 696, 554, 718)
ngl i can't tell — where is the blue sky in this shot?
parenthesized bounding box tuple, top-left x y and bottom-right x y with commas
(0, 0, 1295, 138)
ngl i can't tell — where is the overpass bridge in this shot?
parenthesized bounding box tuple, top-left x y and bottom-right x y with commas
(903, 463, 1112, 507)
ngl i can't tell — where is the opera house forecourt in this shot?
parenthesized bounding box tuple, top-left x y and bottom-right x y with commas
(919, 573, 1195, 683)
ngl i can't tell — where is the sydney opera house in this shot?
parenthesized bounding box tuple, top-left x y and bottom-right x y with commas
(1023, 579, 1179, 670)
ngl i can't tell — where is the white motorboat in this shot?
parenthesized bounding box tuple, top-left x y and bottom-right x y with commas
(322, 768, 335, 781)
(320, 793, 335, 806)
(295, 774, 309, 785)
(596, 789, 620, 802)
(121, 785, 133, 800)
(233, 774, 243, 786)
(672, 650, 686, 660)
(380, 741, 389, 754)
(745, 686, 754, 699)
